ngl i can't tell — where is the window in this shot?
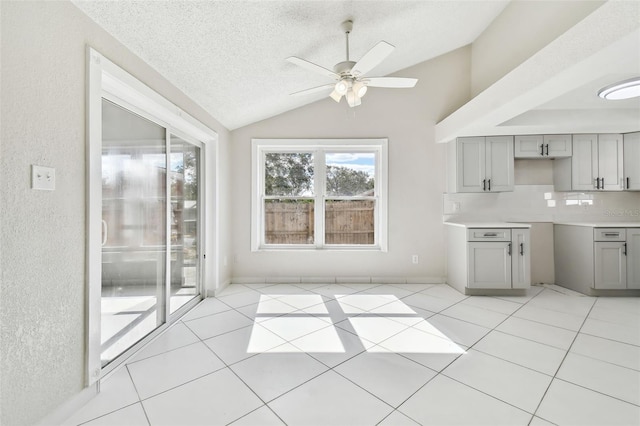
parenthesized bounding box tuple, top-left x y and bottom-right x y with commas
(252, 139, 388, 251)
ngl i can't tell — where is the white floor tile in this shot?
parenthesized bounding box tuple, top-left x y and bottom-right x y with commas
(81, 403, 148, 426)
(556, 352, 640, 405)
(336, 294, 399, 313)
(217, 284, 256, 296)
(230, 352, 328, 402)
(260, 284, 314, 295)
(528, 415, 556, 425)
(398, 350, 465, 373)
(62, 367, 139, 425)
(473, 330, 566, 376)
(142, 368, 263, 425)
(268, 370, 393, 425)
(228, 405, 285, 426)
(362, 284, 415, 298)
(401, 293, 458, 313)
(128, 322, 199, 363)
(127, 342, 224, 399)
(420, 284, 467, 301)
(441, 302, 509, 329)
(423, 314, 491, 347)
(571, 333, 640, 371)
(289, 325, 346, 353)
(234, 302, 260, 320)
(496, 316, 577, 350)
(581, 317, 640, 346)
(256, 316, 333, 342)
(443, 350, 552, 413)
(309, 284, 360, 298)
(398, 375, 531, 425)
(527, 289, 595, 317)
(536, 379, 640, 426)
(462, 295, 523, 315)
(374, 325, 466, 355)
(391, 283, 435, 292)
(342, 316, 411, 345)
(203, 323, 285, 365)
(306, 326, 367, 368)
(183, 309, 254, 340)
(217, 290, 263, 309)
(180, 297, 232, 321)
(377, 410, 421, 425)
(334, 352, 436, 407)
(513, 304, 586, 331)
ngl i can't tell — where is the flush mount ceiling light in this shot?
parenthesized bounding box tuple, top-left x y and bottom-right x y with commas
(597, 77, 640, 100)
(287, 20, 418, 108)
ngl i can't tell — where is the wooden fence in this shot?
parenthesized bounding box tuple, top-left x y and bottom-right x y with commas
(265, 200, 374, 245)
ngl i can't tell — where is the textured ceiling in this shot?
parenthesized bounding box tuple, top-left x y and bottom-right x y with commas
(72, 0, 509, 130)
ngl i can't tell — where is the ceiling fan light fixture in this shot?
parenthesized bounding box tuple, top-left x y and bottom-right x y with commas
(335, 80, 349, 96)
(329, 90, 343, 103)
(597, 77, 640, 100)
(353, 81, 368, 98)
(346, 90, 361, 107)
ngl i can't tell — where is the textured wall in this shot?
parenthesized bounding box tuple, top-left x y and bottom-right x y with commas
(0, 2, 230, 425)
(229, 47, 471, 283)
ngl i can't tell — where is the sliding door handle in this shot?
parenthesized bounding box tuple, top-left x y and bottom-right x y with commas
(520, 243, 524, 255)
(624, 243, 627, 256)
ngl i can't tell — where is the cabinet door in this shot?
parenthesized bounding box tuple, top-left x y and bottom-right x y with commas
(512, 229, 531, 289)
(544, 135, 572, 158)
(514, 135, 543, 158)
(571, 134, 598, 190)
(485, 136, 514, 192)
(457, 137, 486, 192)
(598, 134, 624, 191)
(594, 242, 627, 289)
(627, 229, 640, 289)
(468, 242, 512, 289)
(623, 132, 640, 191)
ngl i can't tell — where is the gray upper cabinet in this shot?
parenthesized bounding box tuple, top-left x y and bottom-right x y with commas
(554, 134, 624, 191)
(514, 134, 572, 158)
(623, 132, 640, 191)
(448, 136, 514, 193)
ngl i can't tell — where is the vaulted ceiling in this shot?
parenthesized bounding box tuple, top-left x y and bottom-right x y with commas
(72, 0, 509, 130)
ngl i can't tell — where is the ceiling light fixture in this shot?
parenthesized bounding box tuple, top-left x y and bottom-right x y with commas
(597, 77, 640, 100)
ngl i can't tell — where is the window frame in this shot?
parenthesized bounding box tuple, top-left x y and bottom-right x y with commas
(251, 139, 388, 251)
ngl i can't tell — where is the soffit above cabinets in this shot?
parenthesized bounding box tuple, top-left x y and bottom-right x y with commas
(435, 2, 640, 143)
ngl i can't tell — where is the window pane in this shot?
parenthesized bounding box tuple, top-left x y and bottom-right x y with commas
(325, 200, 375, 245)
(326, 153, 375, 196)
(265, 153, 314, 196)
(265, 199, 314, 244)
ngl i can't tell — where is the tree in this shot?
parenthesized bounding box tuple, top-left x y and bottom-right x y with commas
(265, 153, 314, 196)
(326, 165, 374, 196)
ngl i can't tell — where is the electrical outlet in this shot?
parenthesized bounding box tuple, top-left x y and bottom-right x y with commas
(32, 165, 55, 191)
(412, 255, 419, 264)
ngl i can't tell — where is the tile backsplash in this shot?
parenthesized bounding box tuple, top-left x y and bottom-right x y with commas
(443, 185, 640, 223)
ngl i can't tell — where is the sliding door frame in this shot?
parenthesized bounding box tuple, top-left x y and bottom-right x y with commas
(86, 47, 217, 385)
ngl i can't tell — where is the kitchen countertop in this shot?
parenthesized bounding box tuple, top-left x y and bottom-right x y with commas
(554, 222, 640, 227)
(444, 221, 532, 229)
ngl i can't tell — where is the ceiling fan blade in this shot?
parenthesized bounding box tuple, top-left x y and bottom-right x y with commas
(290, 84, 335, 97)
(287, 57, 339, 79)
(365, 77, 418, 88)
(351, 41, 394, 76)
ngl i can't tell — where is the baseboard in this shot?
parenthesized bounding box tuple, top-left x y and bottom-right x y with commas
(229, 276, 446, 285)
(36, 382, 98, 426)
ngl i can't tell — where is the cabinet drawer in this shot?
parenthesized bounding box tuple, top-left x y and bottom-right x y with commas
(468, 228, 512, 241)
(594, 228, 626, 241)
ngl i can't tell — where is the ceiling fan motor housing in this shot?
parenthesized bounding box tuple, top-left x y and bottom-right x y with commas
(334, 60, 356, 76)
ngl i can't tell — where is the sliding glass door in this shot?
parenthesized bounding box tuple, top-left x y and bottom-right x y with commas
(100, 100, 202, 366)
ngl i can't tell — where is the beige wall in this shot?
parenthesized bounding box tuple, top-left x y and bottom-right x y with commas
(471, 0, 604, 96)
(229, 46, 471, 283)
(0, 2, 230, 425)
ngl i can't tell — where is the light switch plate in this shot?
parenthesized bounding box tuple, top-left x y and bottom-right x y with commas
(32, 165, 55, 191)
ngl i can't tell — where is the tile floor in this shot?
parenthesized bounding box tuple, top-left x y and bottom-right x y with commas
(63, 283, 640, 426)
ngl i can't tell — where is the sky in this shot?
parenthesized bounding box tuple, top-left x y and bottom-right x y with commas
(326, 152, 375, 177)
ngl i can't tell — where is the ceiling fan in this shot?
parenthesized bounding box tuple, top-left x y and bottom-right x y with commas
(287, 20, 418, 107)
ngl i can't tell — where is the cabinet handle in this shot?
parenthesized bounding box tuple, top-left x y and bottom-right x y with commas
(595, 177, 601, 189)
(483, 233, 498, 237)
(488, 179, 491, 191)
(508, 243, 512, 256)
(520, 242, 524, 255)
(627, 177, 630, 189)
(540, 144, 544, 156)
(604, 233, 620, 237)
(601, 177, 604, 188)
(483, 179, 486, 191)
(545, 144, 549, 156)
(623, 243, 627, 256)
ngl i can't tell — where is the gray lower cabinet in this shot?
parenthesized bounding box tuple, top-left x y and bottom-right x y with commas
(554, 225, 640, 294)
(447, 225, 530, 294)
